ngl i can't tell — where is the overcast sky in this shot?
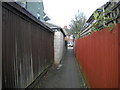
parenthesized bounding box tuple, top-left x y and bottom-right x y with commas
(43, 0, 109, 28)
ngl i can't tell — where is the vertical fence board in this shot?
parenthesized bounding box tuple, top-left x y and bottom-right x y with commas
(75, 24, 120, 88)
(118, 24, 120, 89)
(2, 2, 54, 88)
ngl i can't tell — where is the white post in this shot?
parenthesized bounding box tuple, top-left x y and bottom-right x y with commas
(0, 1, 2, 89)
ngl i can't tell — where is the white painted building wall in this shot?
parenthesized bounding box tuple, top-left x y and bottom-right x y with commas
(54, 30, 65, 64)
(42, 21, 67, 65)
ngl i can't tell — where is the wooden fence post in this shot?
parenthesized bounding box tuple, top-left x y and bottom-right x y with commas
(0, 1, 2, 90)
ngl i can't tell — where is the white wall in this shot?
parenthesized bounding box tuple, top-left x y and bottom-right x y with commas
(54, 30, 65, 64)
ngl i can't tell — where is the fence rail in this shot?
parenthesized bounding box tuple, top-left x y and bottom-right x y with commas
(2, 2, 54, 88)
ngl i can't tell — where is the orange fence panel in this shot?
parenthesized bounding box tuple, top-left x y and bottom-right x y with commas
(75, 24, 120, 88)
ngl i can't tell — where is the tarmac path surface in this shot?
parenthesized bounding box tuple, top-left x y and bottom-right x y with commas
(35, 47, 87, 88)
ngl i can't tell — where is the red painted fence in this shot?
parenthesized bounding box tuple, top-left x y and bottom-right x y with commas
(75, 24, 120, 88)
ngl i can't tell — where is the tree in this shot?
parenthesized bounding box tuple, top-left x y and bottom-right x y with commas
(91, 10, 114, 32)
(69, 10, 86, 34)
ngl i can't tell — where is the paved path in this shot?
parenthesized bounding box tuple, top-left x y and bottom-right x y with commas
(35, 47, 87, 88)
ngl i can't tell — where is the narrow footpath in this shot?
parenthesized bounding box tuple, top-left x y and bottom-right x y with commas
(35, 47, 87, 88)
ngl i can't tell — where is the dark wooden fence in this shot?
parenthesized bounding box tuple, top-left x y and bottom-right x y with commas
(2, 2, 54, 88)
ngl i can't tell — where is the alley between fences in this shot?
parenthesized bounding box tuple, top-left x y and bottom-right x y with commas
(2, 2, 120, 89)
(34, 47, 87, 88)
